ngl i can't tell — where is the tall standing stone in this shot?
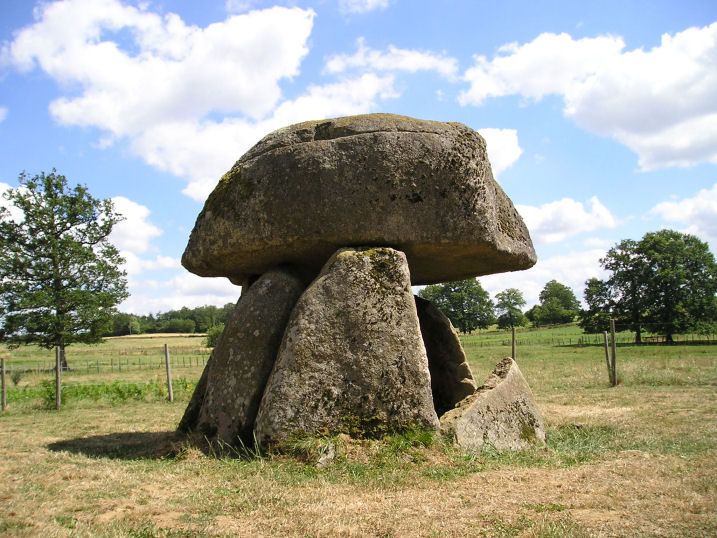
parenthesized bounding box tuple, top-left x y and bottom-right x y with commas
(183, 268, 305, 446)
(254, 247, 439, 449)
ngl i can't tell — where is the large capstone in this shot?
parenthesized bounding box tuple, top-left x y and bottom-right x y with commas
(253, 247, 439, 449)
(440, 357, 545, 451)
(182, 113, 536, 285)
(181, 268, 305, 446)
(415, 295, 477, 416)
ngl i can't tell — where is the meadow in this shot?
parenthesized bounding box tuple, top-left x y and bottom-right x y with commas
(0, 325, 715, 537)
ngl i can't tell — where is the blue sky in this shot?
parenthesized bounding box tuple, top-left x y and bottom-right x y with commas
(1, 0, 716, 313)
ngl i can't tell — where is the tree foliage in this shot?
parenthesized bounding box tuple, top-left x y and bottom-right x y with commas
(580, 230, 717, 342)
(530, 280, 580, 326)
(495, 288, 528, 329)
(418, 279, 495, 333)
(106, 303, 236, 336)
(0, 171, 128, 366)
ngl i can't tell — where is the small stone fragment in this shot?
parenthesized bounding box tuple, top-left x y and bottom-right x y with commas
(415, 295, 477, 416)
(188, 267, 305, 446)
(440, 357, 545, 451)
(254, 247, 439, 449)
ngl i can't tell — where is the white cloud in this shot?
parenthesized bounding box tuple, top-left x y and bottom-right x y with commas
(459, 23, 717, 170)
(8, 2, 315, 131)
(517, 196, 618, 244)
(135, 73, 398, 201)
(480, 248, 608, 307)
(4, 1, 408, 201)
(4, 1, 322, 198)
(478, 128, 522, 177)
(110, 196, 162, 254)
(0, 107, 7, 123)
(325, 37, 458, 79)
(338, 0, 391, 14)
(119, 272, 240, 314)
(650, 183, 717, 248)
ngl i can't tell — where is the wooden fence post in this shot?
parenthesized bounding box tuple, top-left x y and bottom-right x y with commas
(1, 357, 6, 411)
(609, 319, 617, 387)
(603, 331, 613, 385)
(55, 346, 61, 410)
(164, 344, 174, 403)
(511, 326, 516, 360)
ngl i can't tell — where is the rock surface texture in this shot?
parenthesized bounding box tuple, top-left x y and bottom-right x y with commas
(182, 113, 536, 286)
(253, 248, 439, 448)
(415, 296, 476, 416)
(178, 114, 541, 452)
(179, 268, 305, 445)
(440, 357, 545, 451)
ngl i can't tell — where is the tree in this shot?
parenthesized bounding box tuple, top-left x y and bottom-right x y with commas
(0, 171, 128, 368)
(532, 280, 580, 326)
(637, 230, 717, 342)
(205, 323, 225, 348)
(495, 288, 528, 329)
(579, 230, 717, 343)
(418, 279, 496, 333)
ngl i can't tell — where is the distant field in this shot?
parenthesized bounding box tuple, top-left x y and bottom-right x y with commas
(0, 326, 715, 536)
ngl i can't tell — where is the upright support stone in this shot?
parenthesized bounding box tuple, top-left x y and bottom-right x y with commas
(254, 247, 439, 449)
(414, 296, 476, 416)
(440, 357, 545, 451)
(181, 267, 305, 446)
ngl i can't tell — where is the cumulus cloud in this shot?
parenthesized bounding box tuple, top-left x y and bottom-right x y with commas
(478, 128, 522, 177)
(110, 196, 162, 255)
(459, 23, 717, 170)
(650, 183, 717, 248)
(119, 272, 240, 314)
(517, 196, 618, 244)
(338, 0, 391, 14)
(135, 73, 398, 200)
(325, 37, 458, 79)
(0, 107, 7, 123)
(2, 1, 326, 199)
(3, 1, 409, 200)
(480, 248, 608, 307)
(8, 2, 315, 130)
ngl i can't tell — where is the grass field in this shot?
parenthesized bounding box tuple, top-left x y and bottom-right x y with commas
(0, 325, 715, 536)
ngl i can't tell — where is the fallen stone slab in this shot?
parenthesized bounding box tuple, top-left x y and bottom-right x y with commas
(180, 267, 305, 446)
(182, 113, 536, 285)
(414, 295, 476, 416)
(440, 357, 545, 451)
(254, 247, 439, 449)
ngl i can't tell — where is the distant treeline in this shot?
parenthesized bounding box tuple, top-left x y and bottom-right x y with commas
(106, 303, 236, 336)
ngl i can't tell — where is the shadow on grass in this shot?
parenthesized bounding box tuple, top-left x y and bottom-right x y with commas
(47, 430, 184, 460)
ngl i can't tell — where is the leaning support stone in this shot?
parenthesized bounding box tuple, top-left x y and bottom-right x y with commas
(440, 357, 545, 451)
(254, 247, 439, 449)
(186, 267, 305, 446)
(415, 296, 476, 416)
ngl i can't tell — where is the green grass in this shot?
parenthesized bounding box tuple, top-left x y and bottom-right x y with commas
(0, 328, 715, 536)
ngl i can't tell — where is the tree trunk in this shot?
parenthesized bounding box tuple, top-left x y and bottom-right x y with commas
(60, 344, 69, 371)
(635, 325, 642, 345)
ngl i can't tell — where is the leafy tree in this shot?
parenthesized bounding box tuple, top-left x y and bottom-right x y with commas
(579, 230, 717, 343)
(495, 288, 528, 329)
(578, 277, 613, 334)
(532, 280, 580, 326)
(111, 313, 141, 336)
(418, 279, 495, 333)
(0, 171, 128, 368)
(637, 230, 716, 342)
(205, 323, 226, 348)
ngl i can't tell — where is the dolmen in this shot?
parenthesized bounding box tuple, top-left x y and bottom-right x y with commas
(178, 113, 545, 452)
